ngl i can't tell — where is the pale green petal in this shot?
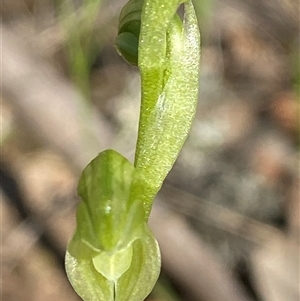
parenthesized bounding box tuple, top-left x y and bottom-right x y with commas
(66, 150, 160, 301)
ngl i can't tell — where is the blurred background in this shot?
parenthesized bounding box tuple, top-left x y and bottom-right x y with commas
(1, 0, 299, 300)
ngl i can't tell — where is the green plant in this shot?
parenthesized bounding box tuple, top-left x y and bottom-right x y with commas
(57, 0, 103, 99)
(65, 0, 200, 300)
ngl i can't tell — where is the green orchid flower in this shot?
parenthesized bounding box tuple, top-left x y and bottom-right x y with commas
(66, 1, 200, 300)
